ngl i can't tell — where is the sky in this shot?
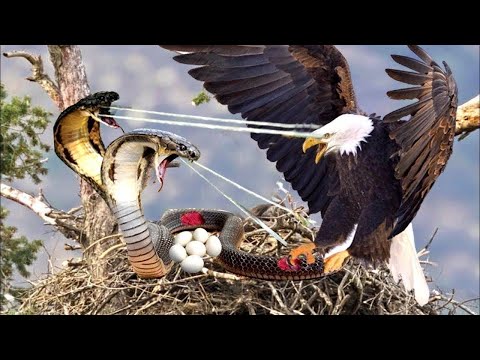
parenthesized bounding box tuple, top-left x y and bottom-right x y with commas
(1, 45, 479, 303)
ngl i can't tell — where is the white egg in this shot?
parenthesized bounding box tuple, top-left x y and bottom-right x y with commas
(169, 244, 187, 263)
(174, 231, 193, 246)
(193, 228, 210, 243)
(206, 235, 222, 257)
(185, 241, 207, 256)
(180, 255, 204, 273)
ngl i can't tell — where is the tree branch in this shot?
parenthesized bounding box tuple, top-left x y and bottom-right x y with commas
(1, 183, 56, 225)
(1, 183, 83, 240)
(456, 95, 480, 140)
(2, 50, 62, 108)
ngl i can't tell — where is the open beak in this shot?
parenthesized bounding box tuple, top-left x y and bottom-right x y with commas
(303, 137, 328, 164)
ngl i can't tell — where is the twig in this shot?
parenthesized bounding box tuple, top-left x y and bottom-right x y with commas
(91, 290, 122, 314)
(201, 267, 244, 281)
(2, 50, 62, 108)
(424, 228, 438, 252)
(66, 258, 85, 267)
(54, 218, 82, 234)
(455, 95, 480, 140)
(245, 302, 256, 315)
(67, 206, 83, 215)
(83, 234, 122, 253)
(99, 244, 125, 259)
(1, 183, 56, 225)
(432, 291, 478, 315)
(0, 183, 83, 240)
(268, 282, 289, 314)
(64, 244, 82, 251)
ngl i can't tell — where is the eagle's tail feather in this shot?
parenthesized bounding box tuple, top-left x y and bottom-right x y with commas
(388, 223, 430, 306)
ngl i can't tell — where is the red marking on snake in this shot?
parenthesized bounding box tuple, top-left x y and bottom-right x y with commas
(181, 211, 205, 226)
(277, 257, 301, 272)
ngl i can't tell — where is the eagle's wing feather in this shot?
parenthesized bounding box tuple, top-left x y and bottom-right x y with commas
(161, 45, 359, 215)
(384, 45, 458, 237)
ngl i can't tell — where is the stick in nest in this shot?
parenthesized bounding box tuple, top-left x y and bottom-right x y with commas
(11, 203, 478, 315)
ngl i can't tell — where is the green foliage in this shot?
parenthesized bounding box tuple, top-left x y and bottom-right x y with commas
(1, 83, 51, 184)
(1, 208, 43, 278)
(191, 90, 211, 106)
(0, 83, 51, 307)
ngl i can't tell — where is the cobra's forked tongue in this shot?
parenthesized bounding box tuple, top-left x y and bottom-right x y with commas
(102, 116, 125, 133)
(156, 155, 178, 192)
(95, 111, 125, 133)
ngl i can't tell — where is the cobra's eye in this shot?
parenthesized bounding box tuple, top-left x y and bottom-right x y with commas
(178, 144, 187, 151)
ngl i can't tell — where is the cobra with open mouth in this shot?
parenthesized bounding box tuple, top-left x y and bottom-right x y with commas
(53, 91, 123, 197)
(100, 128, 325, 280)
(101, 129, 201, 278)
(155, 154, 180, 192)
(55, 94, 326, 280)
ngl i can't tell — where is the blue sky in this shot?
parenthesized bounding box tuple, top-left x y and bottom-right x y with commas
(1, 45, 479, 302)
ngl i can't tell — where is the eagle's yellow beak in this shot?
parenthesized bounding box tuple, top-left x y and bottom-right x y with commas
(303, 137, 328, 164)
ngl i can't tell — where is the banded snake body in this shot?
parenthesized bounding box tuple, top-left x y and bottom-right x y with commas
(54, 92, 325, 279)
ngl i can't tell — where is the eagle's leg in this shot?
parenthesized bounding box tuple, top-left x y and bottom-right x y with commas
(289, 243, 317, 265)
(348, 201, 396, 266)
(323, 250, 351, 273)
(288, 195, 360, 268)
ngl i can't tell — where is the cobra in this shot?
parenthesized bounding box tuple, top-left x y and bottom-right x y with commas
(53, 91, 122, 198)
(54, 94, 325, 280)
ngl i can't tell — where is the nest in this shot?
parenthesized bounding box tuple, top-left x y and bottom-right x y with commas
(16, 205, 477, 315)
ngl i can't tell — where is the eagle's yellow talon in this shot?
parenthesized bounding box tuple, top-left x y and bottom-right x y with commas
(289, 243, 317, 265)
(323, 250, 350, 274)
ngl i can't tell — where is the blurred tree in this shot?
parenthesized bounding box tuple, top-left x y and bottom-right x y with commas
(0, 83, 50, 305)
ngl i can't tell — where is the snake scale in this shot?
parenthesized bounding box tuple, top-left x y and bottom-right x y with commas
(54, 92, 325, 280)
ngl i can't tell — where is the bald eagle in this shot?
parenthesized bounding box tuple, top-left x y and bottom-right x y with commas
(160, 45, 458, 305)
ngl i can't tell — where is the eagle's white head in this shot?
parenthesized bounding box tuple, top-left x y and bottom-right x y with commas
(302, 114, 374, 164)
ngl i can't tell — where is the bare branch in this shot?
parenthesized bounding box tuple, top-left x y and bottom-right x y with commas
(431, 290, 478, 315)
(2, 50, 62, 108)
(1, 182, 83, 240)
(456, 95, 480, 140)
(201, 267, 244, 281)
(1, 182, 56, 225)
(64, 244, 82, 251)
(268, 282, 289, 313)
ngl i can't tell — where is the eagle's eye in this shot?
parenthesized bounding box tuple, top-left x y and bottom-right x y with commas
(324, 133, 332, 139)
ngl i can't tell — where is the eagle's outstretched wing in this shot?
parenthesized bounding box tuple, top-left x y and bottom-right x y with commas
(384, 45, 458, 237)
(161, 45, 359, 215)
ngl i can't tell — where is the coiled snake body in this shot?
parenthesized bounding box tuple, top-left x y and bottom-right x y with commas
(54, 92, 325, 280)
(160, 209, 324, 280)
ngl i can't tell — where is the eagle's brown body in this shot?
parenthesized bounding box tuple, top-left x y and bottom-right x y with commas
(160, 45, 458, 266)
(314, 120, 402, 262)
